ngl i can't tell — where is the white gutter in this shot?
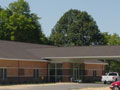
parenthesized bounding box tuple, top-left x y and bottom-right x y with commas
(42, 56, 120, 60)
(84, 62, 108, 65)
(0, 56, 120, 62)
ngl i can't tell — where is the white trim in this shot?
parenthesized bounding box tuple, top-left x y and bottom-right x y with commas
(0, 55, 120, 62)
(84, 63, 108, 65)
(42, 56, 120, 59)
(0, 58, 49, 62)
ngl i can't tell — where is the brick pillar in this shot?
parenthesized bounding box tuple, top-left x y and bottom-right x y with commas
(62, 63, 72, 82)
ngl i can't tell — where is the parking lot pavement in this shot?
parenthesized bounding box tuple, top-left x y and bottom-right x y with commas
(0, 83, 108, 90)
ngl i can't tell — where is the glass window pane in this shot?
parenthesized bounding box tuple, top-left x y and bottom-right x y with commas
(56, 64, 62, 69)
(34, 69, 39, 78)
(57, 69, 62, 75)
(50, 69, 55, 75)
(73, 63, 79, 68)
(50, 64, 55, 69)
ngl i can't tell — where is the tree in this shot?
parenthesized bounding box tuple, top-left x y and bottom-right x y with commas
(0, 6, 3, 11)
(8, 0, 30, 15)
(0, 0, 47, 44)
(102, 33, 120, 73)
(102, 32, 111, 45)
(0, 8, 12, 40)
(49, 9, 104, 46)
(108, 33, 120, 45)
(103, 33, 120, 45)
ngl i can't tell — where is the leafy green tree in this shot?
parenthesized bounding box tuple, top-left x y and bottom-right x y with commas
(0, 6, 2, 11)
(105, 60, 120, 73)
(102, 32, 120, 45)
(8, 0, 30, 15)
(50, 9, 104, 46)
(108, 33, 120, 45)
(110, 60, 120, 73)
(0, 0, 47, 44)
(0, 8, 12, 40)
(102, 32, 111, 45)
(102, 33, 120, 73)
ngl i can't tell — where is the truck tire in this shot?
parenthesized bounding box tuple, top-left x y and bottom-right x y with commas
(113, 86, 119, 90)
(104, 81, 107, 84)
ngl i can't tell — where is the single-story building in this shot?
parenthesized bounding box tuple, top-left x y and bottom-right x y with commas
(0, 40, 119, 83)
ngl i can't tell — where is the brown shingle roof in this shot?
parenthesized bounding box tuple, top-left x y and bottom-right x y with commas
(0, 40, 120, 60)
(0, 40, 55, 60)
(29, 46, 120, 57)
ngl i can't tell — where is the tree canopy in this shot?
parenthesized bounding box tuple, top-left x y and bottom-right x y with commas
(49, 9, 104, 46)
(0, 1, 120, 46)
(103, 32, 120, 45)
(102, 32, 120, 73)
(0, 0, 47, 44)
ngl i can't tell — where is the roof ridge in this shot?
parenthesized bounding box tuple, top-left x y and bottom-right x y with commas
(0, 40, 56, 47)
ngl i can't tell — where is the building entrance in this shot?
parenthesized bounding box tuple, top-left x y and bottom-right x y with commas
(48, 63, 83, 82)
(73, 68, 79, 81)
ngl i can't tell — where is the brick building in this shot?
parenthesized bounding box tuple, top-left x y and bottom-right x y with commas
(0, 40, 119, 83)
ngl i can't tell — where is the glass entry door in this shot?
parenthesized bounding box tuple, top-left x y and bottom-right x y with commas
(72, 63, 84, 82)
(73, 68, 78, 81)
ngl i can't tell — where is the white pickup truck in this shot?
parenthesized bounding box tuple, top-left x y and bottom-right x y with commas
(101, 72, 120, 84)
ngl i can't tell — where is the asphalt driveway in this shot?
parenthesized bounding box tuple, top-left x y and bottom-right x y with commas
(0, 83, 108, 90)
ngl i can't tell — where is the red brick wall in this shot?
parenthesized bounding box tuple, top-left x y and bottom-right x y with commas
(84, 64, 106, 76)
(0, 60, 48, 78)
(19, 61, 48, 77)
(62, 63, 72, 82)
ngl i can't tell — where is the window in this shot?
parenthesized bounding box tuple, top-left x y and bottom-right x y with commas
(50, 64, 55, 69)
(79, 64, 84, 69)
(109, 73, 117, 76)
(84, 70, 88, 75)
(34, 69, 39, 78)
(56, 64, 62, 75)
(18, 69, 24, 76)
(73, 63, 79, 68)
(93, 70, 97, 77)
(1, 68, 7, 80)
(56, 64, 62, 69)
(57, 69, 62, 75)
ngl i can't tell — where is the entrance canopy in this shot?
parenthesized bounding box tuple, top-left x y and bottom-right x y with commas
(42, 56, 120, 60)
(39, 46, 120, 62)
(42, 56, 120, 64)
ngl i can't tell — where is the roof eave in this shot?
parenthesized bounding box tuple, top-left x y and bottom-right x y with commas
(0, 58, 49, 62)
(42, 56, 120, 60)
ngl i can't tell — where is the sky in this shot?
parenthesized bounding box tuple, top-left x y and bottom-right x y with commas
(0, 0, 120, 36)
